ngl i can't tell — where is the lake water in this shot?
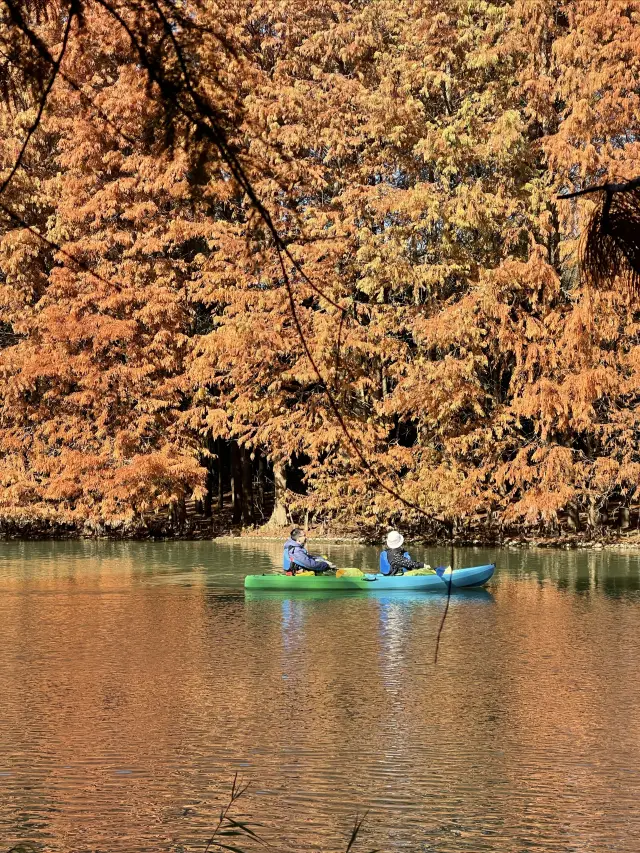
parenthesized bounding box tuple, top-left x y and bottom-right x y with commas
(1, 540, 639, 852)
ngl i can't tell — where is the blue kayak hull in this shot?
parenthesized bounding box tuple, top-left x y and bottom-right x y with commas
(244, 564, 495, 591)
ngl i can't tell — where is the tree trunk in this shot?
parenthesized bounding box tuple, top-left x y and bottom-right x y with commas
(203, 466, 212, 518)
(566, 502, 580, 531)
(230, 441, 242, 525)
(268, 462, 288, 527)
(169, 498, 186, 531)
(203, 434, 215, 517)
(217, 437, 225, 511)
(241, 446, 255, 526)
(258, 454, 266, 518)
(620, 506, 630, 530)
(203, 468, 213, 518)
(599, 500, 608, 527)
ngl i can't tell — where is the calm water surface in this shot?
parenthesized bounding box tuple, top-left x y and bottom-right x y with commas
(1, 540, 639, 852)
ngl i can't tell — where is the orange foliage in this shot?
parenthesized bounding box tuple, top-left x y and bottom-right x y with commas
(1, 0, 640, 533)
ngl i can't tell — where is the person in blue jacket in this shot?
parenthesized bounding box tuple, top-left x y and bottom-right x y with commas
(283, 529, 334, 575)
(381, 530, 424, 575)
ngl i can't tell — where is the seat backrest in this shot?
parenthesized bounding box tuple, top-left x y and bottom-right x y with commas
(379, 551, 391, 575)
(283, 548, 291, 570)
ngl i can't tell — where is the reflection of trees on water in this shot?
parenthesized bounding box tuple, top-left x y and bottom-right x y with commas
(489, 548, 640, 595)
(2, 542, 640, 851)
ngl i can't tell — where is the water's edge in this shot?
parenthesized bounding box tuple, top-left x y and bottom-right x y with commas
(4, 525, 640, 550)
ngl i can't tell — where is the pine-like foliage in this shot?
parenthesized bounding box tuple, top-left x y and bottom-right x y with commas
(1, 0, 640, 534)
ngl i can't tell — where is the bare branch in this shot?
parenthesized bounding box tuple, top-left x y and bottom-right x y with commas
(0, 0, 77, 197)
(558, 176, 640, 200)
(0, 200, 123, 292)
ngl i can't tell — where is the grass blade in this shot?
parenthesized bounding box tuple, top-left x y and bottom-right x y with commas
(345, 812, 368, 853)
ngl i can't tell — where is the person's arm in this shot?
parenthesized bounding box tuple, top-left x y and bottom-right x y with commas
(309, 551, 335, 569)
(293, 546, 330, 571)
(398, 553, 424, 571)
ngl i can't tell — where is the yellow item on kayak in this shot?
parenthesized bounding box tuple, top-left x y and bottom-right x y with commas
(335, 567, 364, 578)
(295, 570, 315, 577)
(404, 566, 435, 576)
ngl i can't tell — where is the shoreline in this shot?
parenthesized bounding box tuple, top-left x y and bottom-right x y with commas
(2, 522, 640, 551)
(217, 531, 640, 551)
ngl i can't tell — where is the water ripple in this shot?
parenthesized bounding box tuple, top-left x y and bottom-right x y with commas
(0, 541, 639, 851)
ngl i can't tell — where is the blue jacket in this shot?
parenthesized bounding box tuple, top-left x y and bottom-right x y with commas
(283, 538, 330, 572)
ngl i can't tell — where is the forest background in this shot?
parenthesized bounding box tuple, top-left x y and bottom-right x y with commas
(1, 0, 640, 543)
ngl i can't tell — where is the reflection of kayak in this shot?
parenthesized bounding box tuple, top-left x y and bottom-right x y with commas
(244, 587, 495, 605)
(244, 564, 495, 592)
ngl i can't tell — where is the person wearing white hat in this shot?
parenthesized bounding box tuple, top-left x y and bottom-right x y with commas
(381, 530, 425, 576)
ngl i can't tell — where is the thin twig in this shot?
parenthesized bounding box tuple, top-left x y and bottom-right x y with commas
(0, 43, 136, 145)
(0, 0, 77, 196)
(0, 201, 123, 292)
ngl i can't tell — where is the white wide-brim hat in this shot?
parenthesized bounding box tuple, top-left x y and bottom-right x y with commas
(386, 530, 404, 549)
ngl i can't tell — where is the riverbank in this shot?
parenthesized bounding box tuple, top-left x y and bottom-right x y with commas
(3, 513, 640, 550)
(223, 528, 640, 551)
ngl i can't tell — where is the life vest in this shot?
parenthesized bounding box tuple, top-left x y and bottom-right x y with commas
(379, 549, 411, 575)
(283, 542, 304, 573)
(379, 550, 392, 575)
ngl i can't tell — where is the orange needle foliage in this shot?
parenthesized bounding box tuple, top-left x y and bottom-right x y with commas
(0, 0, 640, 535)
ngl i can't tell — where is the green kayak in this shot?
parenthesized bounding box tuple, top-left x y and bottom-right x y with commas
(244, 563, 495, 592)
